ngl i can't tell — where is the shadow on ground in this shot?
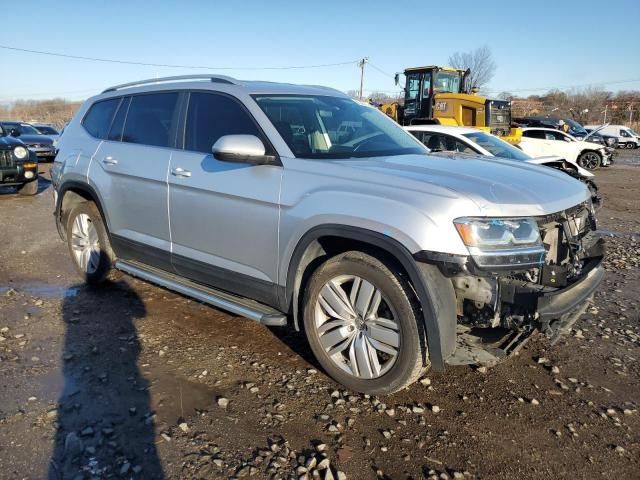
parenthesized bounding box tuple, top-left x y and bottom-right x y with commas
(48, 281, 164, 479)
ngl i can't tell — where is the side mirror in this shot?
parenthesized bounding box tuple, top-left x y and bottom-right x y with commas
(212, 135, 277, 165)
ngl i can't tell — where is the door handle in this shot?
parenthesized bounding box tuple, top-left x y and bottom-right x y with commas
(171, 167, 192, 178)
(102, 156, 118, 165)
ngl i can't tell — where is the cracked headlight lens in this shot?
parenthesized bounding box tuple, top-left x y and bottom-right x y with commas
(454, 217, 545, 270)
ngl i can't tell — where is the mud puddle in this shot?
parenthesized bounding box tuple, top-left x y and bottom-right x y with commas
(142, 365, 220, 428)
(0, 282, 79, 298)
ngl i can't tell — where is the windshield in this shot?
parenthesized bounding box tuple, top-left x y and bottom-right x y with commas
(463, 131, 531, 161)
(628, 128, 639, 136)
(3, 122, 41, 135)
(35, 125, 59, 135)
(253, 95, 426, 159)
(434, 71, 461, 94)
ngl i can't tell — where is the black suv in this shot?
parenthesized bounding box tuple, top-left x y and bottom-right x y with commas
(0, 124, 39, 195)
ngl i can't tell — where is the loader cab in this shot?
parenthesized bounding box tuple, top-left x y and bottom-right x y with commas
(399, 66, 468, 125)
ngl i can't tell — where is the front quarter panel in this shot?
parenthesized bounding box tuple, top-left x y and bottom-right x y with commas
(277, 157, 478, 285)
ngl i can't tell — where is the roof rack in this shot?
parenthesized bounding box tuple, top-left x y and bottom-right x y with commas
(102, 74, 239, 93)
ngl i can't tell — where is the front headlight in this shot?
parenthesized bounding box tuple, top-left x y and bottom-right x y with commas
(454, 217, 545, 270)
(13, 146, 28, 160)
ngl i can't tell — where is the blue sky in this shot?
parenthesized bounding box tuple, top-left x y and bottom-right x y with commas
(1, 0, 639, 101)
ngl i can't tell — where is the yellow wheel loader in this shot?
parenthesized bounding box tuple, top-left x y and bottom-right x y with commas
(380, 66, 521, 144)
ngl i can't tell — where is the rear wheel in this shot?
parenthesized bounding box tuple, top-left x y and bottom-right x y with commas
(65, 202, 116, 284)
(302, 251, 427, 395)
(577, 151, 601, 170)
(17, 179, 38, 196)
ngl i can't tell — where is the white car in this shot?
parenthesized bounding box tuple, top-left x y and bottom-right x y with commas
(519, 127, 611, 170)
(404, 125, 594, 179)
(405, 125, 600, 208)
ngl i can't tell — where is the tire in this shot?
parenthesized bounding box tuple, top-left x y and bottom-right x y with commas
(302, 251, 427, 395)
(626, 142, 636, 149)
(17, 179, 38, 196)
(65, 201, 116, 284)
(577, 151, 601, 170)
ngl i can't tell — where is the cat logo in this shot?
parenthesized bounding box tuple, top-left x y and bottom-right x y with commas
(435, 101, 448, 111)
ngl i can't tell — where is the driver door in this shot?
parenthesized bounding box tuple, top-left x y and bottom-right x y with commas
(168, 91, 282, 305)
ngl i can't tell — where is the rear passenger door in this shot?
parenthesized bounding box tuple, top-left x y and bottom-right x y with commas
(91, 92, 183, 270)
(168, 91, 282, 306)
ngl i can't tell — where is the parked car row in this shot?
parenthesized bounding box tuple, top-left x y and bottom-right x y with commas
(0, 121, 59, 162)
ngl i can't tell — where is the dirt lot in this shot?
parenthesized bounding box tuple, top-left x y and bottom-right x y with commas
(1, 153, 639, 480)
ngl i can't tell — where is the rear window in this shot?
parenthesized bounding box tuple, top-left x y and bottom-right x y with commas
(83, 99, 121, 139)
(122, 93, 180, 148)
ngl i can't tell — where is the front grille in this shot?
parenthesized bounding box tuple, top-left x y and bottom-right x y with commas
(486, 100, 512, 136)
(0, 150, 15, 168)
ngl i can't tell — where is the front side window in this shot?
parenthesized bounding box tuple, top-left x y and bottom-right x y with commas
(463, 131, 530, 160)
(83, 99, 120, 139)
(620, 129, 631, 137)
(253, 95, 425, 159)
(122, 93, 179, 148)
(185, 92, 261, 153)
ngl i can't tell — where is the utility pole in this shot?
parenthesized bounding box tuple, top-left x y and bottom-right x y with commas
(603, 104, 608, 124)
(629, 104, 634, 125)
(358, 57, 368, 100)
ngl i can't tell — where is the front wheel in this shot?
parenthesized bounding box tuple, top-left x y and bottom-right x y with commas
(302, 251, 427, 395)
(626, 142, 636, 149)
(65, 201, 116, 284)
(577, 151, 601, 170)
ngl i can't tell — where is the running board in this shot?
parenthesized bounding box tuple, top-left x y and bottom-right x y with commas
(114, 260, 287, 327)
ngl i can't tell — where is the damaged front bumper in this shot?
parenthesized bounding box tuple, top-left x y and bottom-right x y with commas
(417, 205, 606, 366)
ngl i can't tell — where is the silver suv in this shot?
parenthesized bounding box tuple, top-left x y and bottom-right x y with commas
(51, 75, 605, 395)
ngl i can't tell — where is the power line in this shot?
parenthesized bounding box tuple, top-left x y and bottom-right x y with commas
(368, 62, 396, 79)
(0, 44, 359, 71)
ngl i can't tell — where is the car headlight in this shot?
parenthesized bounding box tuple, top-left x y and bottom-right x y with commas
(454, 217, 545, 270)
(13, 146, 28, 160)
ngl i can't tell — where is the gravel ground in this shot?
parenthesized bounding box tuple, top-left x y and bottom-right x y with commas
(0, 152, 639, 480)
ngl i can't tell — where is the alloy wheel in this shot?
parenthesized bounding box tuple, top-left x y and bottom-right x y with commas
(70, 213, 100, 274)
(579, 152, 600, 170)
(313, 275, 400, 379)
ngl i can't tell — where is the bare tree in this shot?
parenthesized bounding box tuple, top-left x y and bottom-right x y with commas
(448, 46, 497, 90)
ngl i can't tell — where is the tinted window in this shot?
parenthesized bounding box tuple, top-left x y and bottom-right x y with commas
(83, 99, 120, 139)
(522, 130, 546, 139)
(185, 92, 261, 153)
(122, 93, 179, 148)
(108, 97, 130, 142)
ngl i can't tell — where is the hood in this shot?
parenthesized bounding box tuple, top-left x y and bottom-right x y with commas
(0, 135, 25, 148)
(13, 134, 53, 146)
(326, 153, 590, 217)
